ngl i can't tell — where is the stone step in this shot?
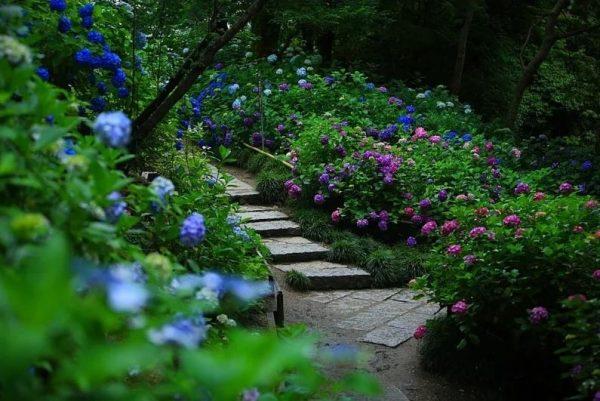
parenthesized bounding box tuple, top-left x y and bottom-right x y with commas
(209, 165, 262, 204)
(243, 220, 301, 237)
(237, 210, 289, 222)
(238, 205, 274, 213)
(274, 261, 371, 290)
(263, 236, 329, 263)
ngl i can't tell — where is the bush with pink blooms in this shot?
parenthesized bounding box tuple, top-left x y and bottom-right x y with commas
(416, 193, 599, 399)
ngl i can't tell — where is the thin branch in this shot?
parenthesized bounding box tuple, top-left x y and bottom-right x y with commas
(557, 23, 600, 39)
(520, 24, 534, 69)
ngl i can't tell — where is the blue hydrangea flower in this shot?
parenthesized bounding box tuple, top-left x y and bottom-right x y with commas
(175, 139, 183, 150)
(58, 15, 72, 33)
(49, 0, 67, 12)
(148, 316, 207, 348)
(111, 68, 126, 87)
(36, 67, 50, 81)
(134, 32, 147, 49)
(79, 3, 94, 17)
(365, 82, 375, 91)
(225, 278, 271, 301)
(267, 54, 277, 63)
(101, 50, 121, 71)
(45, 115, 55, 125)
(324, 76, 335, 85)
(105, 191, 127, 223)
(581, 160, 592, 171)
(75, 48, 94, 66)
(205, 175, 217, 186)
(93, 111, 132, 147)
(96, 81, 107, 94)
(150, 176, 175, 201)
(296, 67, 307, 77)
(180, 213, 206, 247)
(117, 87, 129, 98)
(406, 105, 415, 113)
(232, 98, 241, 109)
(90, 96, 106, 112)
(228, 83, 239, 94)
(87, 30, 104, 44)
(81, 15, 93, 29)
(105, 262, 148, 313)
(461, 133, 472, 142)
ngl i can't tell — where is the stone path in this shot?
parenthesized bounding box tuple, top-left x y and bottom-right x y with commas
(214, 166, 477, 401)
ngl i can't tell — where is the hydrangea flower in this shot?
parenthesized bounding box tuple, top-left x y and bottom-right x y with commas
(469, 226, 487, 238)
(413, 325, 427, 339)
(313, 193, 325, 205)
(451, 300, 468, 314)
(36, 67, 50, 81)
(87, 30, 104, 44)
(93, 111, 131, 147)
(581, 160, 592, 171)
(117, 87, 129, 98)
(105, 191, 126, 223)
(421, 220, 437, 235)
(151, 176, 175, 201)
(267, 54, 277, 63)
(593, 269, 600, 280)
(296, 67, 307, 77)
(148, 316, 207, 348)
(440, 220, 459, 235)
(242, 389, 260, 401)
(331, 209, 341, 223)
(533, 191, 545, 201)
(438, 189, 448, 202)
(419, 198, 431, 209)
(79, 3, 94, 17)
(464, 254, 477, 265)
(514, 182, 530, 195)
(58, 15, 72, 33)
(134, 32, 147, 49)
(528, 306, 549, 324)
(275, 68, 283, 75)
(49, 0, 67, 12)
(90, 96, 106, 112)
(103, 263, 148, 313)
(81, 15, 93, 29)
(559, 182, 573, 193)
(111, 68, 126, 88)
(447, 244, 462, 255)
(356, 218, 369, 229)
(406, 236, 417, 247)
(502, 214, 521, 227)
(180, 213, 206, 247)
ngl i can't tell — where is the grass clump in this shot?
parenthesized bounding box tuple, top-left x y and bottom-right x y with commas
(328, 238, 367, 264)
(256, 168, 288, 204)
(285, 270, 311, 291)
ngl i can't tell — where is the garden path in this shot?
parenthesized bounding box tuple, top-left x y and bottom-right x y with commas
(217, 165, 482, 401)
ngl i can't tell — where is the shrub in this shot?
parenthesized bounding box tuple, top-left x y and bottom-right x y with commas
(285, 270, 311, 291)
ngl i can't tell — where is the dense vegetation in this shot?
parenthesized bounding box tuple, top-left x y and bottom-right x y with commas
(2, 0, 599, 400)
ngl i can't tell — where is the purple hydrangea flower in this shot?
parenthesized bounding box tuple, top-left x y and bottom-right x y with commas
(419, 198, 432, 209)
(514, 182, 530, 195)
(502, 214, 521, 227)
(438, 189, 448, 202)
(406, 236, 417, 247)
(447, 244, 462, 255)
(528, 306, 549, 324)
(242, 389, 260, 401)
(378, 220, 388, 231)
(464, 254, 477, 265)
(93, 111, 131, 147)
(180, 213, 206, 247)
(314, 193, 325, 205)
(320, 135, 329, 145)
(559, 182, 573, 193)
(318, 173, 330, 185)
(356, 219, 369, 229)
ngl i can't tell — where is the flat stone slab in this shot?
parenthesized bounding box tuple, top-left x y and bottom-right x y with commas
(263, 236, 329, 263)
(361, 324, 415, 347)
(296, 290, 352, 303)
(351, 288, 402, 302)
(336, 300, 415, 331)
(237, 210, 289, 222)
(244, 220, 301, 237)
(274, 261, 371, 290)
(238, 205, 274, 213)
(325, 296, 376, 315)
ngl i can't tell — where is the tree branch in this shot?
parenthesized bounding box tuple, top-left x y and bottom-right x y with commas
(557, 23, 600, 39)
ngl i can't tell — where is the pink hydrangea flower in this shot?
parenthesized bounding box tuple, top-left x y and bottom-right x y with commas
(573, 225, 584, 233)
(421, 220, 438, 235)
(475, 207, 489, 217)
(413, 325, 427, 339)
(414, 127, 428, 139)
(515, 228, 525, 238)
(441, 220, 460, 235)
(533, 192, 545, 201)
(567, 294, 587, 302)
(511, 148, 522, 158)
(456, 194, 468, 201)
(451, 300, 468, 314)
(429, 135, 441, 144)
(559, 182, 573, 193)
(503, 214, 521, 226)
(528, 306, 549, 324)
(469, 226, 486, 238)
(485, 141, 494, 151)
(585, 199, 598, 209)
(331, 209, 341, 223)
(404, 207, 415, 217)
(447, 244, 462, 256)
(592, 269, 600, 280)
(486, 231, 496, 241)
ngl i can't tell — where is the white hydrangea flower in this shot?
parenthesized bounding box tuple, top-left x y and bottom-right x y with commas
(446, 101, 454, 107)
(436, 101, 446, 108)
(416, 93, 426, 99)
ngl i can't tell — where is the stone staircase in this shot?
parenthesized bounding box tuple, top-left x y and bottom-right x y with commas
(220, 169, 372, 291)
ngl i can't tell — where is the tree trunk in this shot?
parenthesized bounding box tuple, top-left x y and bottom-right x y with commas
(132, 0, 267, 146)
(252, 7, 280, 56)
(449, 5, 474, 95)
(506, 0, 568, 128)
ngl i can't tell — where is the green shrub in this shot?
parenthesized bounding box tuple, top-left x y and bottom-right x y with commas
(285, 270, 311, 291)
